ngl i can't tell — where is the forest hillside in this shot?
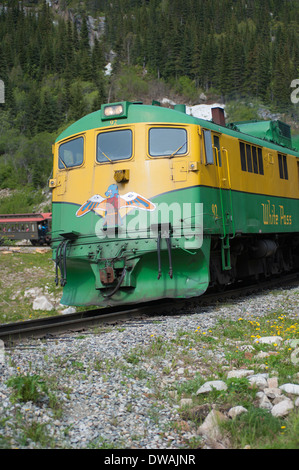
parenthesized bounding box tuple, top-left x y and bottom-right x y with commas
(0, 0, 299, 211)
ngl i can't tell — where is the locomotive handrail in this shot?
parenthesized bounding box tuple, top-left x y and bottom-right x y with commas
(213, 145, 226, 239)
(222, 147, 235, 238)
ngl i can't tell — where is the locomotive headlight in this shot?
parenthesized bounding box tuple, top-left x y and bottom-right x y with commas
(101, 102, 128, 120)
(103, 104, 124, 117)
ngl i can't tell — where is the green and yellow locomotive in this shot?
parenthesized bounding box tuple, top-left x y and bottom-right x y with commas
(50, 101, 299, 307)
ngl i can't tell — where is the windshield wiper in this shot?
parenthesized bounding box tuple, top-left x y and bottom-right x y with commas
(98, 147, 113, 163)
(168, 141, 187, 159)
(58, 155, 68, 170)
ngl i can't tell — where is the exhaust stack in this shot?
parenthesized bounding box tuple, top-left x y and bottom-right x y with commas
(212, 107, 225, 126)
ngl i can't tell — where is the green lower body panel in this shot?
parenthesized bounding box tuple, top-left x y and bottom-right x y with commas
(59, 239, 210, 307)
(51, 185, 298, 307)
(201, 186, 298, 236)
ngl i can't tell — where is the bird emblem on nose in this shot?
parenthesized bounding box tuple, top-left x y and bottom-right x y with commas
(76, 184, 155, 227)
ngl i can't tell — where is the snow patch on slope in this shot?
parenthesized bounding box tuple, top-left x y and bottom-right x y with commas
(186, 103, 226, 121)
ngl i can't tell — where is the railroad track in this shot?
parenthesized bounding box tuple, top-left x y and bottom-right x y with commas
(0, 273, 298, 346)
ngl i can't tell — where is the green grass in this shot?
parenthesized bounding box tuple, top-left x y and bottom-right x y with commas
(222, 407, 284, 448)
(221, 407, 299, 449)
(0, 250, 62, 323)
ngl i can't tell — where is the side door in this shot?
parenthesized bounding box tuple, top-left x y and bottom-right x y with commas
(211, 132, 234, 238)
(203, 129, 234, 270)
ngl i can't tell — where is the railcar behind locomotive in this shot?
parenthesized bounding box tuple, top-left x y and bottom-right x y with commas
(49, 101, 299, 307)
(0, 213, 52, 245)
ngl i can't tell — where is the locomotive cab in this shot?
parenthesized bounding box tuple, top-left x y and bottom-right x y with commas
(50, 101, 210, 306)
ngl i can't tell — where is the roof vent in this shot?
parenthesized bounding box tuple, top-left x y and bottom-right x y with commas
(174, 104, 186, 113)
(228, 120, 292, 149)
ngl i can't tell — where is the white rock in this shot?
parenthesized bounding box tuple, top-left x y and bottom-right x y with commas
(198, 410, 228, 440)
(273, 395, 288, 405)
(279, 383, 299, 395)
(271, 399, 294, 418)
(254, 336, 282, 345)
(24, 287, 43, 298)
(196, 380, 227, 394)
(61, 307, 76, 315)
(267, 377, 278, 388)
(180, 398, 193, 406)
(227, 369, 254, 379)
(256, 351, 271, 359)
(248, 375, 268, 390)
(238, 345, 255, 352)
(286, 339, 299, 348)
(291, 349, 299, 365)
(162, 98, 176, 107)
(32, 295, 54, 311)
(259, 393, 273, 410)
(11, 290, 21, 300)
(228, 406, 248, 419)
(264, 387, 282, 399)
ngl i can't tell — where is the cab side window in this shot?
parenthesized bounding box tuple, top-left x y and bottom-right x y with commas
(213, 135, 222, 167)
(239, 141, 264, 175)
(278, 154, 288, 180)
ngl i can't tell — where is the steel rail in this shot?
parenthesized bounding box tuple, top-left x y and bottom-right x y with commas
(0, 300, 183, 346)
(0, 273, 298, 346)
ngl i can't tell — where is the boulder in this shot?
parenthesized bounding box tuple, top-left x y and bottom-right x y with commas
(279, 383, 299, 396)
(267, 377, 278, 388)
(248, 374, 268, 390)
(180, 398, 193, 406)
(258, 393, 273, 410)
(228, 406, 248, 419)
(227, 369, 254, 379)
(254, 336, 282, 345)
(196, 380, 227, 394)
(32, 295, 54, 311)
(264, 387, 282, 399)
(61, 306, 76, 315)
(24, 287, 43, 298)
(198, 409, 228, 441)
(271, 399, 294, 418)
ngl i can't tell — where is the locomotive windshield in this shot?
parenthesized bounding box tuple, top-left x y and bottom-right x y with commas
(59, 137, 84, 169)
(97, 129, 132, 162)
(149, 127, 187, 157)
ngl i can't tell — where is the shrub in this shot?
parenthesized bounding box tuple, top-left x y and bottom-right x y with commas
(6, 373, 48, 404)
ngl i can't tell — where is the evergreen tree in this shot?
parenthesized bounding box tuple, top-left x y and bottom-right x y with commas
(92, 72, 106, 111)
(69, 82, 87, 121)
(1, 0, 299, 197)
(80, 15, 90, 52)
(38, 91, 57, 133)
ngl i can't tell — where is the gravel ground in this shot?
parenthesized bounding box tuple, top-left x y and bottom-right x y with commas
(0, 283, 298, 450)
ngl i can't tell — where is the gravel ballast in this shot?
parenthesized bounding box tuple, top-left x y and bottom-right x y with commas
(0, 284, 298, 449)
